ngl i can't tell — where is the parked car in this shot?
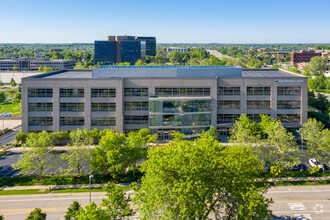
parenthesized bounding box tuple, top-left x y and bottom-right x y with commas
(288, 164, 308, 171)
(309, 158, 324, 171)
(0, 113, 12, 117)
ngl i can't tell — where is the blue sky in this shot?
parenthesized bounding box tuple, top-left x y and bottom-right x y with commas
(1, 0, 329, 43)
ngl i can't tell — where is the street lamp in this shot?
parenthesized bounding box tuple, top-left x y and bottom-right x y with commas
(89, 174, 94, 203)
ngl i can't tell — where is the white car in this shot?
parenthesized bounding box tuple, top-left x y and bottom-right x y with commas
(309, 158, 324, 170)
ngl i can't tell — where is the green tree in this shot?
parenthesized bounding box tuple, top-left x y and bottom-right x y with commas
(77, 202, 108, 220)
(61, 129, 93, 176)
(38, 66, 43, 72)
(13, 92, 21, 104)
(10, 78, 17, 87)
(307, 56, 328, 76)
(229, 114, 260, 144)
(201, 126, 220, 141)
(26, 208, 47, 220)
(133, 134, 272, 219)
(134, 59, 146, 66)
(43, 67, 53, 72)
(259, 115, 300, 172)
(12, 65, 18, 71)
(0, 80, 4, 86)
(167, 51, 183, 64)
(0, 92, 5, 103)
(101, 182, 134, 219)
(65, 201, 81, 220)
(298, 118, 330, 167)
(13, 131, 55, 176)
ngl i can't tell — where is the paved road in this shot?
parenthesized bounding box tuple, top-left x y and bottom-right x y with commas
(206, 49, 231, 60)
(0, 185, 329, 219)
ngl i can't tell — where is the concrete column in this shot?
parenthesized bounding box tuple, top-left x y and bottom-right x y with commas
(84, 83, 91, 130)
(116, 78, 124, 133)
(270, 85, 277, 119)
(21, 80, 29, 133)
(240, 83, 247, 115)
(53, 87, 60, 132)
(211, 78, 218, 128)
(301, 81, 308, 125)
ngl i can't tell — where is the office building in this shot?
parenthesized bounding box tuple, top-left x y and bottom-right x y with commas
(0, 58, 74, 71)
(165, 47, 190, 53)
(290, 50, 321, 65)
(21, 66, 307, 139)
(94, 35, 156, 65)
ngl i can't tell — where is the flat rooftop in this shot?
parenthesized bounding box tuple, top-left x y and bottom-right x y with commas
(24, 66, 305, 79)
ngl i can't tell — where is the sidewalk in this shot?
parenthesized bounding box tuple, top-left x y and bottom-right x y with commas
(1, 176, 329, 191)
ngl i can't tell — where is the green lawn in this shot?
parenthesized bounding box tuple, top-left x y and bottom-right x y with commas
(0, 99, 21, 116)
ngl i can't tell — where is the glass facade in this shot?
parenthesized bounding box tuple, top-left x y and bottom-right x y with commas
(247, 87, 270, 96)
(29, 117, 53, 126)
(218, 87, 240, 95)
(150, 100, 211, 113)
(124, 88, 148, 96)
(28, 88, 52, 97)
(247, 114, 270, 122)
(277, 101, 300, 109)
(150, 113, 211, 127)
(91, 103, 116, 112)
(217, 114, 240, 123)
(151, 127, 209, 140)
(247, 101, 270, 109)
(91, 88, 116, 98)
(277, 114, 300, 123)
(124, 115, 148, 125)
(60, 88, 84, 98)
(60, 103, 84, 112)
(218, 100, 240, 109)
(91, 117, 116, 126)
(124, 102, 148, 111)
(277, 87, 301, 96)
(60, 117, 84, 126)
(155, 88, 210, 97)
(29, 103, 53, 111)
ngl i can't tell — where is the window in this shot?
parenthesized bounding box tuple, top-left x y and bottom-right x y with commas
(29, 103, 53, 111)
(277, 101, 300, 109)
(277, 114, 300, 123)
(124, 115, 148, 125)
(218, 101, 240, 109)
(60, 88, 84, 97)
(155, 88, 210, 96)
(247, 114, 270, 122)
(91, 117, 116, 126)
(91, 88, 116, 98)
(247, 87, 270, 96)
(124, 88, 148, 96)
(91, 103, 116, 112)
(217, 114, 240, 123)
(28, 88, 53, 97)
(60, 103, 84, 112)
(60, 117, 84, 126)
(247, 101, 270, 109)
(124, 102, 148, 111)
(218, 87, 240, 95)
(277, 87, 301, 96)
(150, 113, 211, 127)
(29, 117, 53, 126)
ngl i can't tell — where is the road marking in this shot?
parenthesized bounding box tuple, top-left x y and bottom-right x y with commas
(293, 214, 312, 220)
(275, 199, 329, 203)
(53, 166, 62, 175)
(0, 196, 105, 203)
(28, 169, 37, 176)
(42, 167, 51, 175)
(268, 190, 330, 193)
(1, 207, 68, 216)
(9, 155, 15, 159)
(79, 165, 85, 173)
(89, 169, 93, 174)
(288, 202, 306, 211)
(304, 161, 312, 169)
(4, 169, 17, 177)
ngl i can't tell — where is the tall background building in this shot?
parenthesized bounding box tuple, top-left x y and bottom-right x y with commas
(94, 35, 156, 65)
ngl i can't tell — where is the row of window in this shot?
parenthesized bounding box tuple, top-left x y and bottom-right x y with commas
(217, 114, 300, 123)
(217, 100, 300, 109)
(155, 88, 210, 97)
(29, 117, 116, 126)
(28, 87, 302, 98)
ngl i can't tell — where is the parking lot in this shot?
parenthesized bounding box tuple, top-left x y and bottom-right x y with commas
(0, 150, 92, 177)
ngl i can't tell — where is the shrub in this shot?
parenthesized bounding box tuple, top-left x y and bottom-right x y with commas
(52, 130, 70, 141)
(15, 132, 27, 144)
(26, 208, 47, 220)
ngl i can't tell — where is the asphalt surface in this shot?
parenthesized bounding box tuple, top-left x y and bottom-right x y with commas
(0, 185, 329, 219)
(0, 151, 92, 177)
(0, 124, 21, 147)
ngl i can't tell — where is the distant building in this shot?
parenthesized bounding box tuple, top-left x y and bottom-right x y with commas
(290, 50, 321, 65)
(0, 58, 74, 71)
(165, 47, 190, 53)
(94, 35, 156, 65)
